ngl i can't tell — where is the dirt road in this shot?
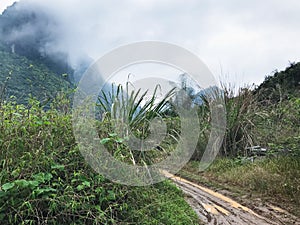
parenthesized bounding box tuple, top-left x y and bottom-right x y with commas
(163, 171, 300, 225)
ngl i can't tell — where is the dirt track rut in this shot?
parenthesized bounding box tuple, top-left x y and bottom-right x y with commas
(164, 172, 300, 225)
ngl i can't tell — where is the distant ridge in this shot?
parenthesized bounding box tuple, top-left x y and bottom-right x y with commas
(254, 62, 300, 103)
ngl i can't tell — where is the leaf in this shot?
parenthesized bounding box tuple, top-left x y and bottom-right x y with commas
(0, 191, 7, 197)
(108, 133, 117, 137)
(2, 182, 15, 192)
(116, 137, 124, 143)
(51, 164, 65, 171)
(76, 185, 84, 191)
(95, 187, 103, 194)
(32, 172, 52, 183)
(28, 181, 39, 187)
(100, 138, 111, 144)
(107, 190, 116, 200)
(76, 181, 90, 191)
(34, 187, 56, 196)
(82, 181, 90, 187)
(11, 169, 20, 178)
(14, 179, 30, 188)
(35, 120, 43, 125)
(12, 112, 22, 117)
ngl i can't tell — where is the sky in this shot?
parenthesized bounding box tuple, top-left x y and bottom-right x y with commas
(0, 0, 16, 13)
(0, 0, 300, 86)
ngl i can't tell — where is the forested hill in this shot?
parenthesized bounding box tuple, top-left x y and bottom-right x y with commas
(254, 62, 300, 103)
(0, 2, 74, 76)
(0, 2, 76, 105)
(0, 46, 71, 105)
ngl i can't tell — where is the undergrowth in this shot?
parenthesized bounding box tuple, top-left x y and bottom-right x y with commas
(0, 97, 198, 224)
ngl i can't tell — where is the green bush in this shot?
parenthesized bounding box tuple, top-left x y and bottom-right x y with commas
(0, 97, 198, 224)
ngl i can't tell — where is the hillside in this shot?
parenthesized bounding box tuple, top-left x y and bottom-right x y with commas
(0, 2, 74, 76)
(0, 48, 71, 105)
(0, 5, 82, 105)
(254, 62, 300, 103)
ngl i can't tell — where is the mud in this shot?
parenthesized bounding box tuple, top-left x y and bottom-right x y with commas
(164, 172, 300, 225)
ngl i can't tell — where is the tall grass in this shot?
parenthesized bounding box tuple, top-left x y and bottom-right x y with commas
(192, 84, 265, 158)
(220, 84, 262, 156)
(181, 80, 300, 215)
(97, 82, 175, 133)
(192, 82, 300, 158)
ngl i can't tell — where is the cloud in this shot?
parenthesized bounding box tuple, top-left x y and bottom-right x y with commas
(0, 0, 18, 13)
(1, 0, 300, 85)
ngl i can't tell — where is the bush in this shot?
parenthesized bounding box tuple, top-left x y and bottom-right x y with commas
(0, 97, 198, 224)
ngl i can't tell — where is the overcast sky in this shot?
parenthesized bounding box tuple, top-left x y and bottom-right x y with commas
(1, 0, 300, 86)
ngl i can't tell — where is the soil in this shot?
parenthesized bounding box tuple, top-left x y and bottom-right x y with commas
(164, 172, 300, 225)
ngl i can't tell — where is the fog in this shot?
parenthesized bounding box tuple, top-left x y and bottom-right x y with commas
(1, 0, 300, 85)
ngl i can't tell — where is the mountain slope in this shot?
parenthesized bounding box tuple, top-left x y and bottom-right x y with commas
(0, 48, 71, 104)
(254, 62, 300, 103)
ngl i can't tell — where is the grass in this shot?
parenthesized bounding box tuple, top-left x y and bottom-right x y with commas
(176, 75, 300, 219)
(1, 52, 300, 223)
(0, 97, 199, 224)
(179, 157, 300, 216)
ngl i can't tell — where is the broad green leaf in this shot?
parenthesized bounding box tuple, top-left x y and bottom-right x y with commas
(2, 182, 15, 192)
(14, 179, 30, 188)
(82, 181, 90, 187)
(100, 138, 111, 144)
(32, 172, 52, 183)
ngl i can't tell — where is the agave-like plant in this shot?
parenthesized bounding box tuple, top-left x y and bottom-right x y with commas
(97, 82, 175, 128)
(96, 82, 177, 165)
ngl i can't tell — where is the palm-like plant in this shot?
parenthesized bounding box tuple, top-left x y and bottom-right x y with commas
(96, 82, 177, 165)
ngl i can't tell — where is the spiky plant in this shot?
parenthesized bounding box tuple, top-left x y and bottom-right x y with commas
(96, 82, 177, 165)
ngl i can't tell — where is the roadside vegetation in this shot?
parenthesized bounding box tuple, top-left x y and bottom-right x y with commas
(0, 94, 199, 224)
(1, 40, 299, 223)
(179, 62, 300, 216)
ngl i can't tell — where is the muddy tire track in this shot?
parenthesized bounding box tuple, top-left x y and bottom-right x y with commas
(164, 172, 300, 225)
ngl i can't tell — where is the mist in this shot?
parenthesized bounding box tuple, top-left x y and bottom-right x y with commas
(0, 0, 122, 81)
(1, 0, 300, 85)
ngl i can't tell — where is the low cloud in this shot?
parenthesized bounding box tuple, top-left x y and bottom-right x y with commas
(1, 0, 300, 84)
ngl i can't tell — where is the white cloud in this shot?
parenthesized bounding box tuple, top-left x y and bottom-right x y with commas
(2, 0, 300, 85)
(0, 0, 19, 13)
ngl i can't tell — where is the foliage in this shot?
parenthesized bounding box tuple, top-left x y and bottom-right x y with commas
(96, 83, 179, 166)
(0, 50, 71, 105)
(180, 63, 300, 216)
(0, 97, 198, 224)
(254, 62, 300, 103)
(192, 78, 300, 158)
(220, 84, 261, 156)
(191, 84, 261, 158)
(97, 83, 175, 130)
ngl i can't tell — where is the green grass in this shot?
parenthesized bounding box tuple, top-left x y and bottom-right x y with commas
(179, 157, 300, 216)
(0, 98, 199, 224)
